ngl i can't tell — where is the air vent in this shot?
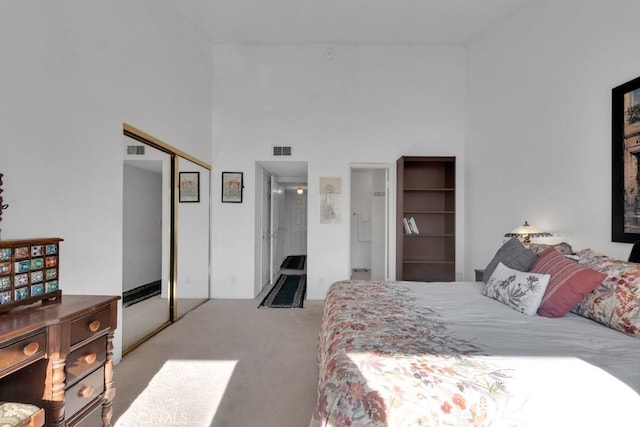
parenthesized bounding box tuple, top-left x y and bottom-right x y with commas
(127, 145, 145, 155)
(273, 146, 292, 156)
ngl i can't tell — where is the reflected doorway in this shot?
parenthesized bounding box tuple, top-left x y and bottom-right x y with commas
(350, 166, 390, 281)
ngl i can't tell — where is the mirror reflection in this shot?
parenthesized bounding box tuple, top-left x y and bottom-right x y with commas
(122, 137, 171, 352)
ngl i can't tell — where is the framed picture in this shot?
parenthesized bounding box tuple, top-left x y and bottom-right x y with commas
(179, 171, 200, 203)
(612, 75, 640, 242)
(319, 177, 341, 224)
(222, 172, 243, 203)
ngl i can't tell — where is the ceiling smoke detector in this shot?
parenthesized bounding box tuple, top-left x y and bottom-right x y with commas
(324, 48, 335, 60)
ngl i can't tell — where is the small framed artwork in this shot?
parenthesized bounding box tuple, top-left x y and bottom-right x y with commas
(222, 172, 243, 203)
(320, 177, 341, 224)
(612, 75, 640, 242)
(179, 171, 200, 203)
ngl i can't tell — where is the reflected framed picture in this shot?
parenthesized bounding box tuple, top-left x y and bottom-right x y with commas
(179, 171, 200, 203)
(222, 172, 243, 203)
(612, 75, 640, 242)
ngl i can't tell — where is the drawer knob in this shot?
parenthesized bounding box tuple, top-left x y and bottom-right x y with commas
(84, 352, 97, 364)
(88, 320, 101, 332)
(78, 385, 95, 399)
(23, 341, 40, 356)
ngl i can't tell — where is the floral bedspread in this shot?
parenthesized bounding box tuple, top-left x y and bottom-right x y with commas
(310, 281, 514, 427)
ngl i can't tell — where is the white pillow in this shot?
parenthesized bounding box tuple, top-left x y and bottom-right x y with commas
(482, 262, 551, 316)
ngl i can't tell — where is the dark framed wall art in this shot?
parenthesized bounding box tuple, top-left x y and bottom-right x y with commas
(222, 172, 243, 203)
(612, 75, 640, 242)
(179, 171, 200, 203)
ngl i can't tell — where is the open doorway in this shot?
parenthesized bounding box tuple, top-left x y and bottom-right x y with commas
(350, 165, 390, 281)
(254, 161, 308, 298)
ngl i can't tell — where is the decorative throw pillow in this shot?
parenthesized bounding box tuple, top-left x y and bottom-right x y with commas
(526, 241, 574, 256)
(483, 262, 551, 316)
(573, 249, 640, 338)
(482, 238, 539, 283)
(530, 248, 606, 318)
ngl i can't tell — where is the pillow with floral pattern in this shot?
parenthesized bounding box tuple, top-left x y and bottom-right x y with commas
(526, 241, 574, 256)
(573, 249, 640, 337)
(483, 262, 551, 316)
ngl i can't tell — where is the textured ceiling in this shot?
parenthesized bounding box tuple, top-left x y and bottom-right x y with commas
(167, 0, 530, 44)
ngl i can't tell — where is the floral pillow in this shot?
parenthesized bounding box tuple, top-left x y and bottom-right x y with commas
(483, 262, 551, 316)
(526, 241, 574, 256)
(573, 249, 640, 337)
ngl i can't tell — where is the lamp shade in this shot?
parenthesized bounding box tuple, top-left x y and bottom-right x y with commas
(504, 221, 552, 243)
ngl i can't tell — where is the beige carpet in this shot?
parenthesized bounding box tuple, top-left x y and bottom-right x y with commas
(79, 298, 324, 427)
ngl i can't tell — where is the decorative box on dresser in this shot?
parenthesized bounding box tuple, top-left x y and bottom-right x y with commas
(0, 295, 120, 426)
(396, 156, 456, 282)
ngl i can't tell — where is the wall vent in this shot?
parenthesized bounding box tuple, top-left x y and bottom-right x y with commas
(273, 146, 292, 156)
(127, 145, 145, 155)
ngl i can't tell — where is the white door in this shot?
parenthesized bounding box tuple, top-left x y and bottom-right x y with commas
(371, 169, 389, 280)
(269, 176, 282, 284)
(261, 171, 271, 288)
(291, 191, 307, 255)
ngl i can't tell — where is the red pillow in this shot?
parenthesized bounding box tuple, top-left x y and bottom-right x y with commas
(530, 248, 606, 318)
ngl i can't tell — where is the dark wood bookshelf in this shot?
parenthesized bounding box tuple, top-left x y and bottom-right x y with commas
(396, 156, 455, 282)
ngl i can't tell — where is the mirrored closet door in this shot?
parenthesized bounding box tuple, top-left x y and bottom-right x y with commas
(122, 124, 211, 353)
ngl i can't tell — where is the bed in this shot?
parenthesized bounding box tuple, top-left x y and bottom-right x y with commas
(311, 280, 640, 426)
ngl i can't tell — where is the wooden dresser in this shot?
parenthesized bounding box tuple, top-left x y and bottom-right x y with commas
(0, 295, 119, 426)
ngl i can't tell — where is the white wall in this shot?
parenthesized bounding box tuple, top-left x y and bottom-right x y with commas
(211, 44, 467, 299)
(466, 0, 640, 276)
(0, 1, 213, 362)
(177, 159, 210, 300)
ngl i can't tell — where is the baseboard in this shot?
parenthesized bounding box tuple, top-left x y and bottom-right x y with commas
(123, 280, 161, 307)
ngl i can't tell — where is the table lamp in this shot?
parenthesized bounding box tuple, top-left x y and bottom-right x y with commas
(504, 221, 552, 243)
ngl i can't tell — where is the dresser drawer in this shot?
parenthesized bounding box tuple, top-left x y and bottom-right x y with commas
(70, 308, 110, 346)
(0, 331, 46, 374)
(66, 335, 107, 385)
(65, 366, 104, 419)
